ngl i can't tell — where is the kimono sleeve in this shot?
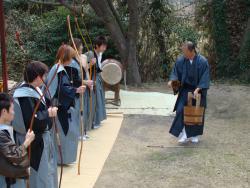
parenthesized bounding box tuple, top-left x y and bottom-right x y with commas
(198, 59, 210, 89)
(169, 57, 184, 81)
(59, 72, 77, 100)
(169, 62, 178, 81)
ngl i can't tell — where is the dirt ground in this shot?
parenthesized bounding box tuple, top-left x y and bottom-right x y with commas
(94, 83, 250, 188)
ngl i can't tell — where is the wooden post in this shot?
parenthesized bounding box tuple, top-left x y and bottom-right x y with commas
(0, 0, 8, 92)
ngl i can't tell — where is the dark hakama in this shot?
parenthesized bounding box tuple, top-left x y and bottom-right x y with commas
(169, 54, 210, 138)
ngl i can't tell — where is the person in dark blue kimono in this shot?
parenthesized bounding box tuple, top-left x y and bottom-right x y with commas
(12, 61, 58, 188)
(46, 45, 86, 164)
(168, 41, 210, 143)
(85, 36, 107, 129)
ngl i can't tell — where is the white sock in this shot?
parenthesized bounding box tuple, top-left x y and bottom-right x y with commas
(181, 128, 187, 139)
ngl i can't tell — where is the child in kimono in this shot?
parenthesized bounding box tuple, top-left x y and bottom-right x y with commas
(12, 61, 58, 188)
(46, 44, 86, 164)
(0, 93, 35, 188)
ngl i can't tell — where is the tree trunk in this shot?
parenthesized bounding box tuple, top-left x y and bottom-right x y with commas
(57, 0, 142, 85)
(89, 0, 127, 58)
(126, 0, 141, 85)
(88, 0, 141, 85)
(126, 40, 141, 85)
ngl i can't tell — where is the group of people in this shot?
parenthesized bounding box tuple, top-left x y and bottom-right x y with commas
(0, 36, 108, 188)
(0, 38, 210, 187)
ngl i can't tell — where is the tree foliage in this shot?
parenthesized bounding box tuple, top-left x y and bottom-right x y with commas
(196, 0, 250, 82)
(3, 0, 200, 83)
(5, 6, 70, 80)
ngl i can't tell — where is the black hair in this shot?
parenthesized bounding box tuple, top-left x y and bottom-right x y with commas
(183, 41, 196, 52)
(0, 93, 12, 116)
(24, 61, 48, 83)
(94, 36, 107, 49)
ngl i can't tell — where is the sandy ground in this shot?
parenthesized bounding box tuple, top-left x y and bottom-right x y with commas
(94, 83, 250, 188)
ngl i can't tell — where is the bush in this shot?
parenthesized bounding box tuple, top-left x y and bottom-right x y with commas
(4, 5, 117, 80)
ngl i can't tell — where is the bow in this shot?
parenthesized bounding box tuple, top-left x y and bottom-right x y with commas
(66, 15, 85, 175)
(28, 63, 62, 175)
(74, 17, 93, 133)
(27, 63, 62, 188)
(0, 1, 8, 92)
(80, 4, 94, 52)
(14, 29, 64, 188)
(79, 14, 98, 130)
(42, 72, 64, 188)
(74, 10, 97, 131)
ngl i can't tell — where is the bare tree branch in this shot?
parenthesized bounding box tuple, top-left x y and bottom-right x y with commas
(126, 0, 141, 84)
(106, 0, 126, 36)
(88, 0, 128, 61)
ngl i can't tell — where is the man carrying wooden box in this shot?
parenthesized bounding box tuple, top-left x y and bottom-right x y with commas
(168, 41, 210, 144)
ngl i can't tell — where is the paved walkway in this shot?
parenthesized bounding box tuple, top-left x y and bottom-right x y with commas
(62, 114, 123, 188)
(106, 90, 177, 116)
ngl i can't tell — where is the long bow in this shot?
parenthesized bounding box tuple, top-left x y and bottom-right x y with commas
(74, 17, 93, 133)
(27, 63, 62, 187)
(67, 15, 85, 175)
(14, 29, 64, 188)
(0, 1, 8, 92)
(74, 11, 96, 131)
(42, 73, 64, 188)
